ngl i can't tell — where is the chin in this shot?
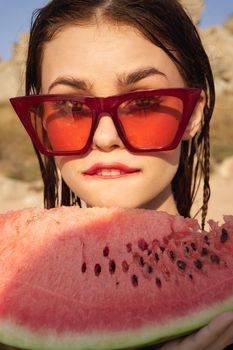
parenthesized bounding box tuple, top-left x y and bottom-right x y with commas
(84, 196, 143, 209)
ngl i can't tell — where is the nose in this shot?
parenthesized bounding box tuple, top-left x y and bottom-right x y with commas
(92, 114, 124, 152)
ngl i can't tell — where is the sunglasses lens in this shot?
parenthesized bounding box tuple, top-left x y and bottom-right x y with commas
(29, 100, 93, 152)
(118, 95, 183, 148)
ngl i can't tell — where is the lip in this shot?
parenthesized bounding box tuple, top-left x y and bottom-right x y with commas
(83, 162, 141, 176)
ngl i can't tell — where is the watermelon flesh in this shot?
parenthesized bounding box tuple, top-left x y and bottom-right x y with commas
(0, 206, 232, 350)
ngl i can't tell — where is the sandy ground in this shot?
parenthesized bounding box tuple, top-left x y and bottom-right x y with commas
(0, 171, 232, 225)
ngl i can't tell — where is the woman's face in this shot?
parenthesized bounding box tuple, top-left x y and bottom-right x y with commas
(41, 22, 187, 213)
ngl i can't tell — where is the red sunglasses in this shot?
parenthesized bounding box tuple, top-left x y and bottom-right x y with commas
(10, 88, 201, 157)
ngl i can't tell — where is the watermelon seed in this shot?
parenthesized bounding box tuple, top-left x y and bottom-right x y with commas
(126, 243, 132, 253)
(109, 259, 116, 274)
(184, 246, 190, 254)
(177, 260, 186, 270)
(210, 255, 220, 264)
(191, 243, 197, 251)
(103, 246, 110, 257)
(147, 249, 152, 256)
(139, 257, 145, 267)
(81, 262, 87, 273)
(221, 229, 229, 243)
(133, 253, 141, 266)
(155, 277, 162, 288)
(194, 260, 203, 269)
(201, 247, 208, 256)
(168, 250, 176, 262)
(122, 260, 129, 272)
(95, 264, 101, 276)
(138, 239, 148, 251)
(131, 274, 138, 287)
(154, 253, 159, 262)
(189, 273, 193, 280)
(160, 246, 165, 253)
(147, 265, 153, 273)
(204, 235, 210, 245)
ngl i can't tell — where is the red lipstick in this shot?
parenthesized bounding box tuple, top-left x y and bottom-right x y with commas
(83, 162, 141, 177)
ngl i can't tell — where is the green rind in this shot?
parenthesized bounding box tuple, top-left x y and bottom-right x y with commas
(0, 296, 233, 350)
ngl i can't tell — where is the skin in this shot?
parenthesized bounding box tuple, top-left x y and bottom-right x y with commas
(40, 23, 233, 350)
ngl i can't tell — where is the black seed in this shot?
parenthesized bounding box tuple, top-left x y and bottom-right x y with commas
(160, 246, 165, 253)
(116, 281, 119, 286)
(126, 243, 132, 253)
(204, 235, 210, 245)
(155, 277, 162, 288)
(191, 243, 197, 251)
(194, 260, 203, 269)
(148, 249, 152, 256)
(189, 273, 193, 280)
(109, 259, 116, 273)
(103, 246, 110, 257)
(122, 260, 129, 273)
(177, 260, 186, 270)
(147, 265, 153, 273)
(210, 255, 220, 264)
(184, 246, 190, 254)
(201, 247, 208, 256)
(139, 256, 145, 267)
(154, 253, 160, 262)
(109, 259, 116, 274)
(81, 262, 87, 273)
(131, 274, 138, 287)
(94, 264, 101, 276)
(133, 253, 141, 265)
(221, 228, 229, 243)
(138, 239, 148, 251)
(168, 250, 176, 262)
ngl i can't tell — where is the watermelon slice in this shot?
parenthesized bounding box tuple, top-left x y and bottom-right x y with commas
(0, 206, 232, 350)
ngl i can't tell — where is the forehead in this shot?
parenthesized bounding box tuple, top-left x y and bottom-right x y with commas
(41, 23, 185, 93)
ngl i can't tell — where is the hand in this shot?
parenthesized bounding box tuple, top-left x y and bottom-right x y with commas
(158, 311, 233, 350)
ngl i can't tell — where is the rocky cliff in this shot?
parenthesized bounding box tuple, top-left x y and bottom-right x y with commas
(0, 32, 28, 100)
(180, 0, 204, 25)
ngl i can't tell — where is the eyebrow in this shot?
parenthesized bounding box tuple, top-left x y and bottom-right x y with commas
(48, 77, 92, 93)
(116, 67, 167, 87)
(48, 67, 167, 93)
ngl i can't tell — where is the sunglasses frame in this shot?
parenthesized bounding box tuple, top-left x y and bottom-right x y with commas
(10, 87, 202, 156)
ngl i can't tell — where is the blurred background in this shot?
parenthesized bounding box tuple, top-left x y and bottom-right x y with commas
(0, 0, 232, 222)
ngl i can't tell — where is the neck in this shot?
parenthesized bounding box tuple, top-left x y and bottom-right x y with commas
(140, 184, 179, 215)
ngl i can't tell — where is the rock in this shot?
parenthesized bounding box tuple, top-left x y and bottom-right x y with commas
(180, 0, 205, 25)
(200, 25, 233, 94)
(0, 33, 28, 102)
(225, 14, 233, 35)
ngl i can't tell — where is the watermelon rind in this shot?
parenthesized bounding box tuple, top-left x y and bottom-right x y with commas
(0, 295, 233, 350)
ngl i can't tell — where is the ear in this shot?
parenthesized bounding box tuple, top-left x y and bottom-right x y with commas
(182, 90, 206, 140)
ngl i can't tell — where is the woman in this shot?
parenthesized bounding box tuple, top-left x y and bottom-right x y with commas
(9, 0, 233, 349)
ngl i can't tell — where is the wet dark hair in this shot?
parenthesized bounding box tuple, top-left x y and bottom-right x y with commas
(26, 0, 215, 229)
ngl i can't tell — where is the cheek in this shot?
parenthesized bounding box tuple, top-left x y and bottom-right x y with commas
(55, 156, 83, 192)
(144, 147, 181, 186)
